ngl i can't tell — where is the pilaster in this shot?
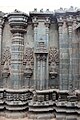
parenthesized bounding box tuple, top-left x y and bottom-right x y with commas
(0, 13, 4, 88)
(57, 16, 63, 90)
(67, 17, 73, 91)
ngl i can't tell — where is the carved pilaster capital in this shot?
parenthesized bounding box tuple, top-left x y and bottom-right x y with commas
(67, 16, 73, 26)
(44, 17, 50, 28)
(57, 16, 64, 26)
(32, 17, 38, 27)
(8, 10, 28, 33)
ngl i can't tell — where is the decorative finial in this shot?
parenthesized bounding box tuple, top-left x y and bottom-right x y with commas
(14, 9, 20, 13)
(46, 9, 49, 12)
(34, 8, 37, 12)
(40, 9, 43, 12)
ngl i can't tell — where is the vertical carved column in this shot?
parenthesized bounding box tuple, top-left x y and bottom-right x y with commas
(57, 18, 63, 90)
(36, 54, 40, 89)
(11, 33, 24, 89)
(61, 21, 69, 90)
(8, 12, 28, 89)
(45, 18, 50, 89)
(36, 54, 47, 90)
(72, 20, 80, 90)
(77, 27, 80, 90)
(32, 18, 38, 89)
(67, 20, 73, 90)
(42, 54, 46, 89)
(5, 11, 29, 118)
(0, 14, 4, 88)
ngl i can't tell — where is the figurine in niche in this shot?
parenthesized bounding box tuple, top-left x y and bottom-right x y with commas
(33, 90, 37, 101)
(49, 62, 58, 79)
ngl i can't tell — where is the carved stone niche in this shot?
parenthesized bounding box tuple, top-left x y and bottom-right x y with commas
(33, 90, 37, 101)
(49, 47, 59, 79)
(37, 95, 44, 102)
(52, 91, 58, 101)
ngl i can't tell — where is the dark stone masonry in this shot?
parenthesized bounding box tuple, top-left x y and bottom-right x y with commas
(0, 6, 80, 120)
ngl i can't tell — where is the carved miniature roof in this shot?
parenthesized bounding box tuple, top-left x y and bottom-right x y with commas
(1, 7, 80, 21)
(7, 9, 28, 17)
(55, 6, 77, 13)
(30, 8, 53, 14)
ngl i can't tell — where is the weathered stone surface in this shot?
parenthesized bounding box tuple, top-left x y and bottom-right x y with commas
(0, 7, 80, 119)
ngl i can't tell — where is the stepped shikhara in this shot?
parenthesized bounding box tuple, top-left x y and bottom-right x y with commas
(0, 6, 80, 120)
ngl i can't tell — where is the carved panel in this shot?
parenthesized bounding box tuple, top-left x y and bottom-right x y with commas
(2, 47, 11, 65)
(49, 47, 59, 64)
(36, 54, 46, 61)
(49, 47, 59, 78)
(6, 92, 30, 101)
(23, 47, 34, 66)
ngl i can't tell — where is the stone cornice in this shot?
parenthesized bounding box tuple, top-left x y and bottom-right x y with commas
(1, 7, 80, 25)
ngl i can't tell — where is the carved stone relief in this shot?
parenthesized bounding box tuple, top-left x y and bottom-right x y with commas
(49, 47, 59, 78)
(36, 54, 46, 61)
(23, 47, 34, 66)
(23, 47, 33, 79)
(6, 92, 30, 101)
(2, 47, 11, 65)
(2, 61, 10, 78)
(1, 47, 11, 78)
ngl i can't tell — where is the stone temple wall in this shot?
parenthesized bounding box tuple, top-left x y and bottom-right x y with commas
(0, 7, 80, 120)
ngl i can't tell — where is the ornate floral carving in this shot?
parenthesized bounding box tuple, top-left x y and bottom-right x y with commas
(2, 47, 11, 65)
(36, 54, 46, 61)
(49, 47, 59, 64)
(49, 62, 58, 78)
(49, 47, 59, 78)
(23, 47, 34, 66)
(23, 47, 33, 77)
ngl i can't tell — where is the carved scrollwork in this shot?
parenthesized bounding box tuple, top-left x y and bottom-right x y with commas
(6, 92, 29, 101)
(49, 47, 59, 64)
(23, 47, 33, 77)
(2, 47, 11, 65)
(36, 54, 46, 61)
(23, 47, 34, 66)
(49, 47, 59, 78)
